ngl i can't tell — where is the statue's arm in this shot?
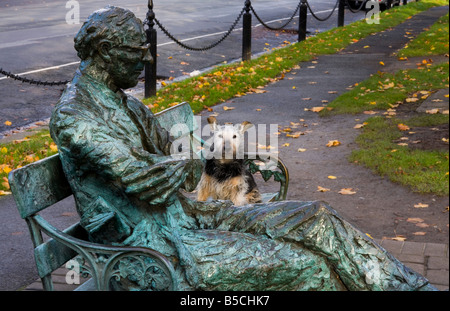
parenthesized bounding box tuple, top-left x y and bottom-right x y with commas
(52, 108, 200, 206)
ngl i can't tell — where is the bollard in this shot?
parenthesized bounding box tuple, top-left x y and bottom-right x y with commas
(242, 0, 252, 61)
(337, 0, 345, 27)
(298, 0, 307, 42)
(145, 0, 157, 98)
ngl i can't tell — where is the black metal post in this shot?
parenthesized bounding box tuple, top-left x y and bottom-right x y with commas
(242, 0, 252, 62)
(298, 0, 307, 42)
(145, 0, 157, 98)
(337, 0, 345, 27)
(387, 0, 393, 9)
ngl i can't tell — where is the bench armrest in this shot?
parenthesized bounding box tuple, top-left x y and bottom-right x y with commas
(30, 214, 177, 291)
(244, 152, 289, 201)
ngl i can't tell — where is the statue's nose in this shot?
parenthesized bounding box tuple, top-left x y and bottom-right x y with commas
(143, 48, 153, 64)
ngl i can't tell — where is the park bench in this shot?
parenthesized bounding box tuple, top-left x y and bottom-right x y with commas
(8, 102, 289, 291)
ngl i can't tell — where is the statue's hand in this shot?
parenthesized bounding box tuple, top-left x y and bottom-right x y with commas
(122, 158, 188, 205)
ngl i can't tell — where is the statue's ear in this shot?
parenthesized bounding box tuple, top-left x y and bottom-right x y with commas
(98, 40, 112, 63)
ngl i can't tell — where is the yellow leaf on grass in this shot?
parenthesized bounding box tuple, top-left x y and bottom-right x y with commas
(326, 140, 341, 147)
(49, 143, 58, 153)
(1, 177, 10, 190)
(339, 188, 356, 195)
(0, 147, 7, 154)
(2, 165, 12, 174)
(397, 123, 410, 131)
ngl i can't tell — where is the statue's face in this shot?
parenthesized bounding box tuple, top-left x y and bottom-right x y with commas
(107, 20, 152, 90)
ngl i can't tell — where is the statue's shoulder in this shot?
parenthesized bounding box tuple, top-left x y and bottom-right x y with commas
(51, 74, 99, 134)
(53, 72, 91, 113)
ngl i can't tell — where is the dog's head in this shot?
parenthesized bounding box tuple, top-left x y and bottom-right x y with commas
(207, 116, 253, 161)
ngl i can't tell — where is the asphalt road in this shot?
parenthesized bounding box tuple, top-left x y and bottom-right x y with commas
(0, 0, 366, 135)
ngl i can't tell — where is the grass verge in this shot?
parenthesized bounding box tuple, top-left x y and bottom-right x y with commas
(327, 7, 449, 195)
(320, 62, 449, 115)
(398, 12, 449, 58)
(349, 116, 449, 195)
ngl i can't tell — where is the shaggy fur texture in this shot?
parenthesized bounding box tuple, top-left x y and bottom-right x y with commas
(197, 117, 262, 206)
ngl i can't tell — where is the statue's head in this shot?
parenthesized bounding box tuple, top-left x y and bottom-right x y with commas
(74, 6, 152, 90)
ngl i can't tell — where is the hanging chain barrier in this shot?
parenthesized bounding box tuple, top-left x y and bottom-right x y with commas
(306, 0, 340, 22)
(345, 0, 367, 13)
(152, 8, 246, 52)
(250, 2, 301, 31)
(0, 68, 69, 86)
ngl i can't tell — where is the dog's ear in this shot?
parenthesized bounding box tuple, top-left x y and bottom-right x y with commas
(239, 121, 254, 133)
(207, 116, 218, 131)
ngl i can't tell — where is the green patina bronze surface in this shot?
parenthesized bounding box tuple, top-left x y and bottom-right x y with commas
(49, 6, 436, 291)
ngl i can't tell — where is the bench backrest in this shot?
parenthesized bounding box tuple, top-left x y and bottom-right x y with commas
(9, 153, 72, 220)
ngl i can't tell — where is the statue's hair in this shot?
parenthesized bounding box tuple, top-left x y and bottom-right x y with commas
(74, 6, 141, 60)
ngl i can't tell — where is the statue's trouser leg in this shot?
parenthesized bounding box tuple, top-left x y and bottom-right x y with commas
(214, 201, 436, 291)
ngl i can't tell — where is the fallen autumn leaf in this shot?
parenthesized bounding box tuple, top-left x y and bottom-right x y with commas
(339, 188, 356, 195)
(317, 186, 331, 192)
(326, 140, 341, 147)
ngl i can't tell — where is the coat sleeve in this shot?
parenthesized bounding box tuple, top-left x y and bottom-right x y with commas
(51, 105, 168, 182)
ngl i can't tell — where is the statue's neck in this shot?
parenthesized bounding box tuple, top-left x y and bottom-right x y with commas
(79, 59, 119, 93)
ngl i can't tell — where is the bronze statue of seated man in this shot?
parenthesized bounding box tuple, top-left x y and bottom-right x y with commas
(50, 6, 436, 291)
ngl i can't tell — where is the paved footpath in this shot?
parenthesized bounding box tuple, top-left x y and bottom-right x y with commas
(4, 5, 449, 291)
